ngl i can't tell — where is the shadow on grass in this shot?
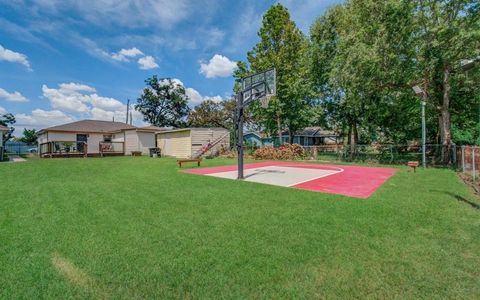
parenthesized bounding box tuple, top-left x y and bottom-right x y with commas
(432, 190, 480, 210)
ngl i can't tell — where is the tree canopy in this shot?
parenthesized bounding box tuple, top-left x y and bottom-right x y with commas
(135, 76, 190, 128)
(0, 112, 16, 143)
(238, 4, 314, 142)
(18, 128, 38, 144)
(229, 0, 479, 147)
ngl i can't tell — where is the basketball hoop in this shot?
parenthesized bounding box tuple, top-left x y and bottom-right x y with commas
(260, 94, 272, 108)
(236, 68, 276, 179)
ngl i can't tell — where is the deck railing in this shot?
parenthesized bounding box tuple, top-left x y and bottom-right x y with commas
(39, 141, 88, 158)
(99, 142, 124, 157)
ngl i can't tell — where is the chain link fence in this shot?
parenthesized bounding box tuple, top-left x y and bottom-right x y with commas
(457, 145, 480, 180)
(303, 144, 458, 167)
(3, 142, 38, 155)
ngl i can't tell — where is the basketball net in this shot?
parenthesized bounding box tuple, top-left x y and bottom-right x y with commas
(261, 95, 272, 108)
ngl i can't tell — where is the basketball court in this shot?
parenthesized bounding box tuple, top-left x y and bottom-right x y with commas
(181, 161, 397, 198)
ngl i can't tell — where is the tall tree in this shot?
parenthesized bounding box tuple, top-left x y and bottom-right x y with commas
(187, 99, 236, 129)
(135, 76, 190, 128)
(19, 128, 38, 144)
(415, 0, 480, 160)
(242, 4, 313, 143)
(0, 113, 16, 144)
(310, 0, 421, 145)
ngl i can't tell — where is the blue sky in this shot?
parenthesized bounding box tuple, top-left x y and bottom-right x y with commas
(0, 0, 340, 133)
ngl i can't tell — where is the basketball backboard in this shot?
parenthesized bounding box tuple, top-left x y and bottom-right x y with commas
(242, 68, 276, 107)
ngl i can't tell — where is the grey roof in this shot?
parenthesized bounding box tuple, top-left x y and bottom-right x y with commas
(281, 127, 338, 137)
(0, 124, 9, 131)
(39, 120, 137, 134)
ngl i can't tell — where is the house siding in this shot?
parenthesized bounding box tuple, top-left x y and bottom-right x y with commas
(85, 134, 104, 154)
(190, 128, 229, 157)
(124, 130, 139, 155)
(156, 130, 191, 158)
(137, 132, 156, 155)
(47, 132, 76, 142)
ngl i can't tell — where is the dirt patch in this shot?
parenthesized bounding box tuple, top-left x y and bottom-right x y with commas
(51, 253, 108, 299)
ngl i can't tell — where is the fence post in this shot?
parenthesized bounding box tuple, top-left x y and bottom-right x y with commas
(452, 144, 456, 165)
(462, 145, 465, 172)
(389, 145, 393, 164)
(472, 146, 476, 181)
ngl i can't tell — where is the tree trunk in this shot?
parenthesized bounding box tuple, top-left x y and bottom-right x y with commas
(348, 121, 358, 161)
(441, 67, 452, 164)
(352, 122, 359, 145)
(276, 112, 282, 145)
(288, 128, 293, 144)
(347, 126, 352, 145)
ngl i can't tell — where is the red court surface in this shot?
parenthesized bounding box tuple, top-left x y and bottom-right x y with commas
(181, 161, 398, 199)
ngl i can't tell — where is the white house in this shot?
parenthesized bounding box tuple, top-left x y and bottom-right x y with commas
(38, 120, 165, 157)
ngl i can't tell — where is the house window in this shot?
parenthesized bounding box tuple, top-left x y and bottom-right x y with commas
(103, 135, 112, 142)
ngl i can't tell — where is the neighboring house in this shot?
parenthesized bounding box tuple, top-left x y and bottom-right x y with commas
(156, 128, 229, 158)
(277, 127, 341, 146)
(243, 132, 263, 147)
(244, 127, 340, 147)
(38, 120, 165, 157)
(275, 127, 341, 146)
(0, 124, 8, 161)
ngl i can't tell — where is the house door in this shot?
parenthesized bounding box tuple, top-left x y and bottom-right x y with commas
(76, 134, 88, 153)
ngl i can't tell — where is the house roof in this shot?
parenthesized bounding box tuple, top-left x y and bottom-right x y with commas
(244, 132, 264, 139)
(0, 124, 9, 132)
(156, 127, 228, 135)
(39, 120, 137, 134)
(280, 127, 338, 137)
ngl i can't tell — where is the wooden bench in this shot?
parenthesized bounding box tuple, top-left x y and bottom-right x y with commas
(131, 151, 142, 157)
(407, 161, 419, 172)
(177, 159, 202, 168)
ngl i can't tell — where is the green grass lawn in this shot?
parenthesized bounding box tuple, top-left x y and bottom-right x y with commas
(1, 157, 479, 299)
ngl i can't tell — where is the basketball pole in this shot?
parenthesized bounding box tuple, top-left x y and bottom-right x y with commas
(237, 92, 244, 179)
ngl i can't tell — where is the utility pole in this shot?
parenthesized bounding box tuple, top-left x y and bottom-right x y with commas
(126, 99, 130, 124)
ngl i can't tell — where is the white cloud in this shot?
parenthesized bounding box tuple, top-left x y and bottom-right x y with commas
(185, 87, 203, 105)
(90, 107, 142, 123)
(200, 54, 237, 78)
(0, 44, 31, 70)
(0, 106, 7, 115)
(0, 88, 29, 102)
(42, 84, 91, 113)
(10, 0, 192, 29)
(15, 109, 75, 129)
(204, 95, 223, 103)
(111, 47, 144, 62)
(89, 94, 126, 111)
(58, 82, 96, 93)
(42, 82, 126, 114)
(138, 56, 159, 70)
